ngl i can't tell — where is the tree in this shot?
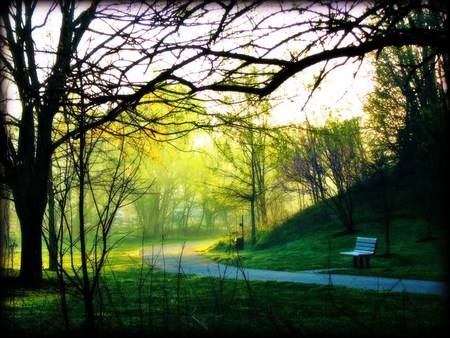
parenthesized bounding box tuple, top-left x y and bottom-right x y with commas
(46, 167, 58, 271)
(134, 142, 194, 237)
(365, 42, 447, 230)
(211, 99, 275, 245)
(1, 1, 447, 286)
(281, 126, 326, 207)
(212, 129, 259, 245)
(320, 119, 367, 232)
(49, 113, 143, 329)
(366, 154, 399, 256)
(283, 118, 366, 233)
(0, 102, 10, 271)
(0, 177, 9, 271)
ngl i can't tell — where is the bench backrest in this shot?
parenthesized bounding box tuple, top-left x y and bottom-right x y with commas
(354, 237, 377, 253)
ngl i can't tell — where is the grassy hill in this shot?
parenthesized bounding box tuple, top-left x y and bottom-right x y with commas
(206, 169, 448, 281)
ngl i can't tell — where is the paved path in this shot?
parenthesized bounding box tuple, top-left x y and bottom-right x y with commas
(142, 239, 448, 296)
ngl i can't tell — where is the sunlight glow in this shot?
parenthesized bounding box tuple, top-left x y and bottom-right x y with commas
(269, 59, 375, 127)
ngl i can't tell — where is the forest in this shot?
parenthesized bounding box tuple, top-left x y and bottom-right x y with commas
(0, 1, 448, 337)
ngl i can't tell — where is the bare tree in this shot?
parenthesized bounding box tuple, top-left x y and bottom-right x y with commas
(282, 118, 366, 233)
(212, 112, 275, 245)
(319, 119, 367, 232)
(46, 167, 58, 271)
(54, 123, 144, 330)
(282, 127, 326, 206)
(1, 1, 447, 285)
(368, 154, 398, 256)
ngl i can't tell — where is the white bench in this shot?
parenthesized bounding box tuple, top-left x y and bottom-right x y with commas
(340, 237, 377, 268)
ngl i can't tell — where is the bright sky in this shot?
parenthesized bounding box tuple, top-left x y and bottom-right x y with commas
(269, 59, 375, 126)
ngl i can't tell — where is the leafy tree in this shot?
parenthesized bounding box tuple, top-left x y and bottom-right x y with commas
(131, 114, 227, 237)
(1, 1, 447, 285)
(196, 143, 242, 232)
(365, 43, 447, 227)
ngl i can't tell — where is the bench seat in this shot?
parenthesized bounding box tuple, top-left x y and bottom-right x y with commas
(340, 237, 377, 268)
(340, 250, 375, 256)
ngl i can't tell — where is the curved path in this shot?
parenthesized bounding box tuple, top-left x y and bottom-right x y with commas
(142, 239, 447, 296)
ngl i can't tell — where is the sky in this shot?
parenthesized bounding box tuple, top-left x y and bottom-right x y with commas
(269, 59, 375, 126)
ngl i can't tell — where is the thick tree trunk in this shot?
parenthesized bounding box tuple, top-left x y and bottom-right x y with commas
(15, 199, 44, 286)
(12, 165, 47, 286)
(258, 194, 268, 228)
(13, 116, 53, 286)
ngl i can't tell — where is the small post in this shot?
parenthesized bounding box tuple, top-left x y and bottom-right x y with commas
(235, 216, 244, 250)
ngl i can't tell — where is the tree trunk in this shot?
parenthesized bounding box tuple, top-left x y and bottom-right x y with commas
(151, 193, 161, 236)
(78, 112, 95, 331)
(250, 198, 256, 245)
(15, 199, 44, 286)
(13, 115, 53, 286)
(0, 185, 10, 270)
(13, 101, 42, 285)
(204, 207, 213, 230)
(257, 189, 268, 228)
(47, 168, 58, 271)
(380, 170, 392, 255)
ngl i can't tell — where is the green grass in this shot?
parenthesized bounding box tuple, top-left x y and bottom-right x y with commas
(2, 235, 448, 338)
(205, 216, 447, 281)
(204, 178, 448, 282)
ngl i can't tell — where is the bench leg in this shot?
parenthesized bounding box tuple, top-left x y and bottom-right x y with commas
(365, 256, 370, 268)
(359, 256, 364, 268)
(353, 256, 357, 267)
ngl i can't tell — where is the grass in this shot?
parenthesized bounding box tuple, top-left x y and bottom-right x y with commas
(1, 229, 448, 338)
(204, 180, 448, 282)
(2, 245, 448, 338)
(205, 216, 447, 281)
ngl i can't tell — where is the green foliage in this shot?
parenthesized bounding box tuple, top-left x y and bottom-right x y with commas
(363, 34, 446, 223)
